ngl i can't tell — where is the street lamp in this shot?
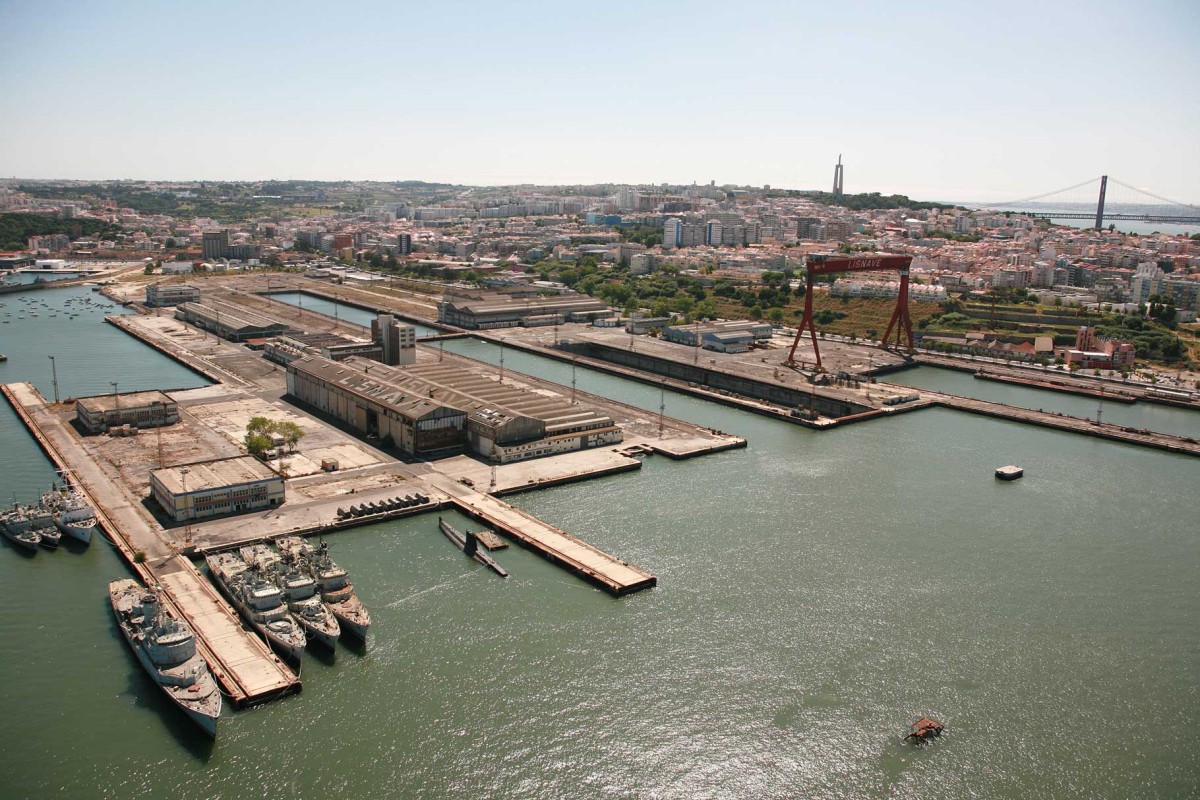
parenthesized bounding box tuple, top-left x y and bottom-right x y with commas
(110, 381, 119, 409)
(180, 467, 193, 548)
(48, 355, 59, 404)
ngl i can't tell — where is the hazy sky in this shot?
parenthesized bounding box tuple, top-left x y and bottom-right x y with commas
(2, 0, 1197, 202)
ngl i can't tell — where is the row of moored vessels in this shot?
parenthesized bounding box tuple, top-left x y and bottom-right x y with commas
(1, 480, 98, 553)
(112, 535, 369, 739)
(206, 536, 371, 663)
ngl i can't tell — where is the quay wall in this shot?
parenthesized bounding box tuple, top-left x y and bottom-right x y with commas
(533, 339, 868, 418)
(974, 372, 1138, 403)
(103, 315, 228, 385)
(1, 382, 302, 706)
(273, 286, 456, 332)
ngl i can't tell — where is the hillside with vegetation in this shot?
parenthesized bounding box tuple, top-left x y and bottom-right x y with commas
(0, 213, 121, 251)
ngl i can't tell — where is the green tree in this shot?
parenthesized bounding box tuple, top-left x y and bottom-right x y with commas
(245, 431, 273, 458)
(244, 416, 304, 459)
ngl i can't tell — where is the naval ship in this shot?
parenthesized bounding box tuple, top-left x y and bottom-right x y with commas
(206, 551, 307, 663)
(41, 481, 98, 544)
(276, 536, 371, 639)
(109, 578, 221, 737)
(1, 502, 60, 550)
(1, 503, 45, 552)
(240, 543, 340, 649)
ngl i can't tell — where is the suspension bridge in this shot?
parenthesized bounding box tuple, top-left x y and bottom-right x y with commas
(969, 176, 1200, 227)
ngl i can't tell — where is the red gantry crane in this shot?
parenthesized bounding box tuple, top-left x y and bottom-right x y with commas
(785, 253, 916, 369)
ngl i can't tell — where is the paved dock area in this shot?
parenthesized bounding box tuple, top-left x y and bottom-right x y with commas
(423, 471, 657, 596)
(2, 382, 300, 706)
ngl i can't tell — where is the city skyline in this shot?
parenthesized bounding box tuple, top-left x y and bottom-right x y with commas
(1, 0, 1198, 202)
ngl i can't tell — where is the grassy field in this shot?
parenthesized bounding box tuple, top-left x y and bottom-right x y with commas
(713, 294, 943, 339)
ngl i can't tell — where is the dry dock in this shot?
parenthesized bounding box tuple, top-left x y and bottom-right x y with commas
(2, 382, 300, 707)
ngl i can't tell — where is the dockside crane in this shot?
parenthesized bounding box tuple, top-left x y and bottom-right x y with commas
(785, 253, 916, 370)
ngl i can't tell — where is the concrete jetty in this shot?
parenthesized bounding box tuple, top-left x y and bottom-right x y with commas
(973, 371, 1138, 403)
(914, 353, 1200, 411)
(1, 382, 300, 707)
(925, 390, 1200, 457)
(423, 472, 657, 596)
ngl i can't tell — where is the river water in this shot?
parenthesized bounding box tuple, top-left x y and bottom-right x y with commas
(887, 365, 1200, 439)
(1, 290, 1197, 799)
(264, 291, 441, 338)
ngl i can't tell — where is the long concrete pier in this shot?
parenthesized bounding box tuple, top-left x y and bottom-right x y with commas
(423, 472, 657, 596)
(914, 353, 1200, 411)
(924, 390, 1200, 456)
(2, 382, 301, 707)
(973, 372, 1138, 403)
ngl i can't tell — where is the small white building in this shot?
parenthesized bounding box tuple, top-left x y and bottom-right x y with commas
(150, 456, 284, 522)
(145, 284, 200, 307)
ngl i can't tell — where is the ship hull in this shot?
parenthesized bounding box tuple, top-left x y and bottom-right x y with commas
(56, 519, 95, 544)
(110, 583, 220, 738)
(329, 604, 370, 640)
(209, 570, 306, 663)
(297, 616, 340, 649)
(259, 623, 306, 662)
(124, 629, 221, 738)
(2, 526, 41, 552)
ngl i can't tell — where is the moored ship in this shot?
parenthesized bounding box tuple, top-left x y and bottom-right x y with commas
(206, 551, 306, 663)
(241, 543, 340, 649)
(41, 481, 98, 544)
(2, 502, 60, 550)
(109, 578, 221, 737)
(1, 503, 44, 552)
(276, 536, 371, 640)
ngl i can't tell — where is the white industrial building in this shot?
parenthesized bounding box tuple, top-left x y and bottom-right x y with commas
(145, 284, 200, 307)
(151, 456, 284, 522)
(75, 391, 180, 435)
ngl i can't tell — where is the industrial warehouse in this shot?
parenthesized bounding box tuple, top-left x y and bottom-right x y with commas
(286, 354, 622, 462)
(174, 297, 293, 341)
(437, 288, 613, 329)
(75, 390, 180, 434)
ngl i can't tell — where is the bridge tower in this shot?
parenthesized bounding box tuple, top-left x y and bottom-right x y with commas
(832, 155, 844, 200)
(1095, 175, 1108, 230)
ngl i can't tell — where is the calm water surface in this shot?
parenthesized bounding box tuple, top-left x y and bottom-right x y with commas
(0, 296, 1196, 799)
(886, 365, 1200, 439)
(265, 291, 441, 338)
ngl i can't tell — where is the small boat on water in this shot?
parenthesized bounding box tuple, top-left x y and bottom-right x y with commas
(904, 717, 944, 744)
(438, 517, 508, 578)
(109, 578, 221, 737)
